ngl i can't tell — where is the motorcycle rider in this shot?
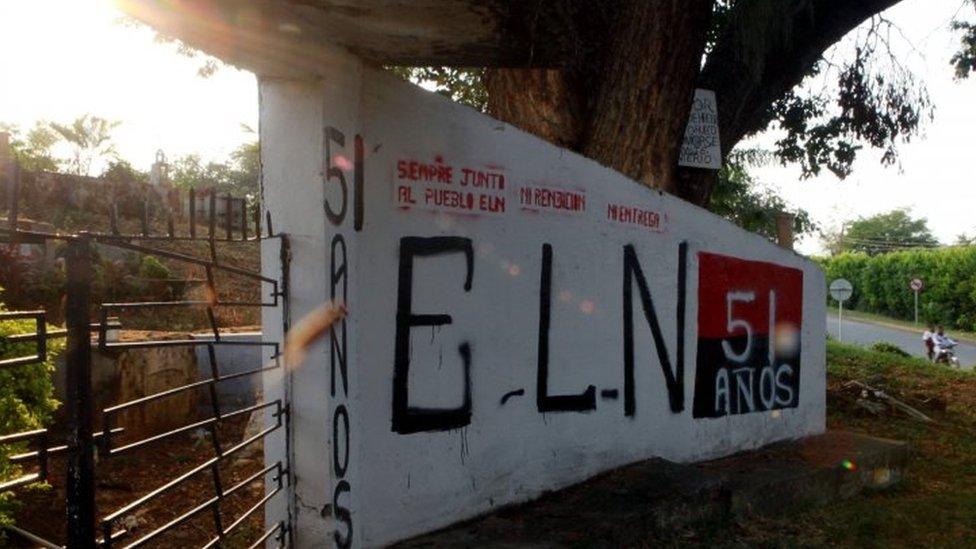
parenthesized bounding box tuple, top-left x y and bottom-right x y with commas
(933, 325, 959, 365)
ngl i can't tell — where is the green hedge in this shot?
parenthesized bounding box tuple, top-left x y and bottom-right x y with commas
(0, 299, 61, 530)
(819, 247, 976, 331)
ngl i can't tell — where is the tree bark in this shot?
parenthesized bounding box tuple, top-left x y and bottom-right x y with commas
(486, 0, 712, 195)
(583, 0, 713, 193)
(484, 69, 585, 150)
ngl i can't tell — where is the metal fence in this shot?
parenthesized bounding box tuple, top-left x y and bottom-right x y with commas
(0, 161, 291, 548)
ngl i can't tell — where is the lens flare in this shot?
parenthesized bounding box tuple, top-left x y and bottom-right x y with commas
(841, 459, 857, 471)
(333, 154, 353, 171)
(775, 322, 800, 355)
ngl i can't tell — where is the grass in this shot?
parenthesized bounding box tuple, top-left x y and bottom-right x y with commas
(698, 340, 976, 547)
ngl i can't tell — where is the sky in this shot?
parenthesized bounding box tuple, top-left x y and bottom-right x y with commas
(750, 1, 976, 253)
(0, 0, 973, 255)
(0, 0, 257, 170)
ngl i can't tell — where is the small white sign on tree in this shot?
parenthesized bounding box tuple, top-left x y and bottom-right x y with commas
(678, 89, 722, 170)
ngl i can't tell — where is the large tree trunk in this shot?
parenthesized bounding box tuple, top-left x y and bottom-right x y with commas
(484, 69, 585, 150)
(487, 0, 713, 196)
(583, 0, 713, 193)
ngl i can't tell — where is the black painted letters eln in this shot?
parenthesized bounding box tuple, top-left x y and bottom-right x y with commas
(392, 237, 474, 434)
(622, 242, 688, 416)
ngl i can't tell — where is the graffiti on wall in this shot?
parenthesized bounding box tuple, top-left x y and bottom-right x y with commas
(693, 253, 803, 418)
(321, 131, 807, 549)
(388, 234, 804, 433)
(326, 145, 806, 437)
(323, 125, 364, 549)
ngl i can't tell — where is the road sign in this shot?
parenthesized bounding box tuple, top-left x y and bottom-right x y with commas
(829, 278, 853, 302)
(829, 278, 853, 342)
(910, 278, 924, 324)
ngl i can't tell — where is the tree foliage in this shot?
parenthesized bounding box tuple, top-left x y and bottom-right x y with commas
(708, 149, 816, 240)
(773, 41, 931, 179)
(391, 9, 935, 203)
(101, 159, 149, 185)
(49, 115, 121, 176)
(829, 208, 938, 255)
(389, 67, 487, 112)
(952, 1, 976, 79)
(170, 140, 259, 196)
(117, 16, 225, 78)
(820, 246, 976, 330)
(0, 122, 59, 172)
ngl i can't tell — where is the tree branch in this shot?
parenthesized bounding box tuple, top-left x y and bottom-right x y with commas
(702, 0, 904, 154)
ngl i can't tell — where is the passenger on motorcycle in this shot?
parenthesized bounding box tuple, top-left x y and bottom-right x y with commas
(922, 324, 936, 361)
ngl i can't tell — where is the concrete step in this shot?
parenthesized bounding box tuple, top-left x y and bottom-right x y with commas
(396, 431, 908, 548)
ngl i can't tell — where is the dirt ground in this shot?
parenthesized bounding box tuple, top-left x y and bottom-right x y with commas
(10, 415, 276, 548)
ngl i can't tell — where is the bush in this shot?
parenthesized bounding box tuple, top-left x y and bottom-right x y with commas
(0, 296, 61, 530)
(819, 246, 976, 331)
(139, 255, 170, 280)
(870, 342, 911, 358)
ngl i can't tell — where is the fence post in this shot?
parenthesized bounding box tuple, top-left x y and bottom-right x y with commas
(224, 193, 233, 241)
(65, 236, 96, 547)
(189, 187, 197, 239)
(1, 131, 10, 214)
(8, 163, 20, 235)
(2, 132, 19, 234)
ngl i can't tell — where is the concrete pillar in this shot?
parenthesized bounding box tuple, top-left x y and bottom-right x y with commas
(260, 49, 365, 547)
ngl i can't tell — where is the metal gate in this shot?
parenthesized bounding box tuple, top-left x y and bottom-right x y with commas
(1, 162, 291, 547)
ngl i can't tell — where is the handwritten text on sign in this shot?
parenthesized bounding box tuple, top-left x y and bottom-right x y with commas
(678, 89, 722, 170)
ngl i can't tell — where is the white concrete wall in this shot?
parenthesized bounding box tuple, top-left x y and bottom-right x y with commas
(261, 50, 826, 549)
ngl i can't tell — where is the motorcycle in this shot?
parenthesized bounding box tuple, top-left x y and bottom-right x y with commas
(935, 342, 961, 367)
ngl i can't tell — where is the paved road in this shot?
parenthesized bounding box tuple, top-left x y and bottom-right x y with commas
(826, 313, 976, 369)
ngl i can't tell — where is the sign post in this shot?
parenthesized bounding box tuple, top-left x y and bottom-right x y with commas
(909, 278, 924, 325)
(829, 278, 853, 342)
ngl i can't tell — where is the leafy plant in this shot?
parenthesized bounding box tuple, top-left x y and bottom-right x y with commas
(0, 294, 61, 529)
(139, 255, 170, 280)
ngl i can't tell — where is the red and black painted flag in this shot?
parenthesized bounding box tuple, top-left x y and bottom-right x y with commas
(693, 252, 804, 418)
